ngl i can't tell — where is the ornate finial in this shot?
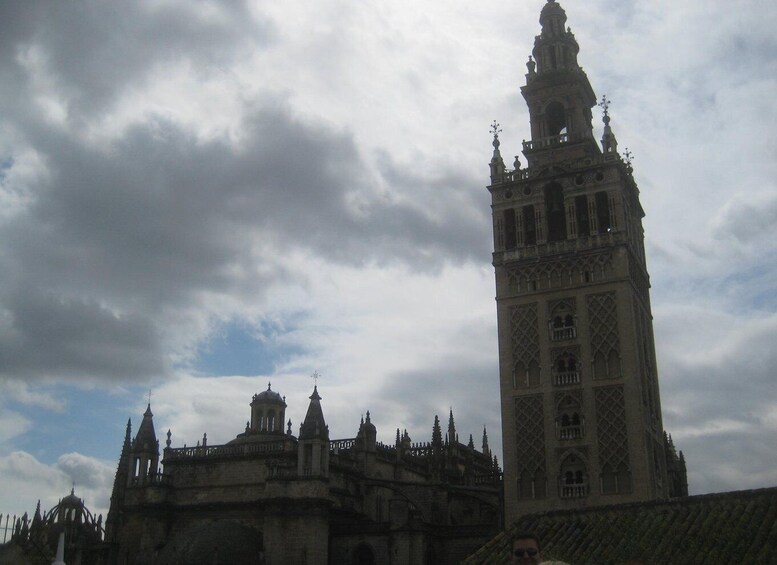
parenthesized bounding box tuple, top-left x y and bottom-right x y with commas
(623, 147, 634, 166)
(147, 388, 152, 406)
(490, 120, 502, 142)
(514, 155, 521, 170)
(526, 55, 536, 74)
(311, 371, 320, 387)
(267, 382, 271, 391)
(599, 95, 611, 124)
(166, 429, 171, 448)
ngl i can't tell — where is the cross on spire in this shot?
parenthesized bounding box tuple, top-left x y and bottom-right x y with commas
(147, 388, 152, 406)
(311, 371, 321, 387)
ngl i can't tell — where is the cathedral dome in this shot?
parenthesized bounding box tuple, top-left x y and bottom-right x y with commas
(60, 489, 83, 507)
(252, 383, 285, 405)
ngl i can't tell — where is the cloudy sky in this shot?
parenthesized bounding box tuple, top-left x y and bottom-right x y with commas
(1, 0, 776, 522)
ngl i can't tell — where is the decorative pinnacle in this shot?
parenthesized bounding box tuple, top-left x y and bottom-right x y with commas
(490, 120, 502, 139)
(623, 147, 634, 166)
(599, 95, 611, 124)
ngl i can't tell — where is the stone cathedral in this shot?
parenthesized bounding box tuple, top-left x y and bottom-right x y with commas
(488, 0, 686, 524)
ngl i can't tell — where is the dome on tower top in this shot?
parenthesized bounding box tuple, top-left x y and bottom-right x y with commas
(252, 382, 285, 405)
(540, 0, 567, 27)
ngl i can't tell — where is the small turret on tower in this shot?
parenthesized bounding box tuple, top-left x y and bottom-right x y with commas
(128, 404, 159, 485)
(489, 121, 506, 183)
(297, 386, 330, 477)
(250, 383, 287, 435)
(599, 95, 618, 154)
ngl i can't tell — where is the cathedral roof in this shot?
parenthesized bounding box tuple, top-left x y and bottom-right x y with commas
(465, 487, 777, 564)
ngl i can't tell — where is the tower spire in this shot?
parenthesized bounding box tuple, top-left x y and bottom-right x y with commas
(489, 121, 505, 182)
(599, 95, 618, 154)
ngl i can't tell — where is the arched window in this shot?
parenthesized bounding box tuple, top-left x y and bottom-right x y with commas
(602, 462, 632, 494)
(267, 410, 276, 432)
(527, 360, 541, 387)
(544, 183, 567, 242)
(556, 396, 584, 439)
(352, 543, 376, 565)
(522, 205, 537, 245)
(575, 195, 590, 237)
(595, 191, 613, 233)
(607, 349, 621, 378)
(559, 454, 588, 498)
(593, 352, 607, 379)
(553, 352, 580, 385)
(503, 208, 517, 250)
(545, 101, 567, 136)
(550, 302, 576, 341)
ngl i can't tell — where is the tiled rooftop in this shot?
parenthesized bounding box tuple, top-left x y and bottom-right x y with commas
(465, 487, 777, 564)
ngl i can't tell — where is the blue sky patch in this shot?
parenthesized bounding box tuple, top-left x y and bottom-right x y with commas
(194, 319, 302, 376)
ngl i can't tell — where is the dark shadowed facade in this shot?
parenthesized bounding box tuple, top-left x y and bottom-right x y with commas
(102, 385, 501, 564)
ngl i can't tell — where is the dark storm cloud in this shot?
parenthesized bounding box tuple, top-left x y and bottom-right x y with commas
(0, 0, 273, 119)
(0, 288, 163, 380)
(0, 0, 492, 384)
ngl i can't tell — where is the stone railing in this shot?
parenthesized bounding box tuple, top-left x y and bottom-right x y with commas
(558, 424, 584, 440)
(330, 438, 356, 452)
(498, 230, 625, 264)
(473, 471, 503, 485)
(522, 131, 571, 151)
(560, 483, 588, 498)
(554, 371, 581, 386)
(165, 440, 287, 462)
(552, 326, 577, 341)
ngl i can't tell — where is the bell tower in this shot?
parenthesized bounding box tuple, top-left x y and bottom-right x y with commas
(489, 0, 684, 524)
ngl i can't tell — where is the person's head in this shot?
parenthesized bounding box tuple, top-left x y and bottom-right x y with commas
(511, 533, 541, 564)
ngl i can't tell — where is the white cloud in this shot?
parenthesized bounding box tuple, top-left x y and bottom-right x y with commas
(0, 451, 113, 519)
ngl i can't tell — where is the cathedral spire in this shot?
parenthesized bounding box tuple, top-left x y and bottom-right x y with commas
(431, 415, 442, 448)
